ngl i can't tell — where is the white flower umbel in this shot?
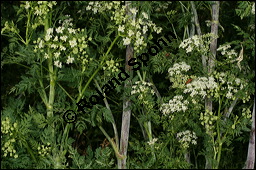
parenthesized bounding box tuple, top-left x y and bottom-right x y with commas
(168, 62, 191, 89)
(179, 33, 217, 55)
(176, 130, 197, 149)
(168, 62, 191, 77)
(160, 95, 189, 116)
(131, 81, 155, 96)
(217, 44, 237, 59)
(213, 71, 249, 102)
(131, 81, 155, 109)
(183, 76, 218, 98)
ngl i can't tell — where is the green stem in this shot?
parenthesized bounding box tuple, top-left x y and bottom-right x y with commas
(76, 67, 101, 103)
(56, 82, 75, 102)
(25, 10, 31, 45)
(76, 35, 120, 103)
(137, 70, 143, 81)
(38, 77, 48, 106)
(47, 52, 56, 118)
(100, 35, 120, 65)
(163, 9, 178, 39)
(98, 125, 125, 160)
(94, 79, 119, 151)
(215, 96, 223, 168)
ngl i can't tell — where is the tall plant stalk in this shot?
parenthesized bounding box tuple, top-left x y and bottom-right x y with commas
(244, 97, 255, 169)
(190, 1, 207, 70)
(205, 1, 220, 169)
(118, 2, 134, 168)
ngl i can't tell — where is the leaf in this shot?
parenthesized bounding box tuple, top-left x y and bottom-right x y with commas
(17, 14, 26, 23)
(102, 107, 114, 123)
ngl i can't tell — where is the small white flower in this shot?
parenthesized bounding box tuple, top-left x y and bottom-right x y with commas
(186, 46, 193, 53)
(54, 60, 62, 68)
(193, 36, 200, 47)
(130, 8, 138, 14)
(156, 27, 162, 34)
(128, 30, 134, 37)
(45, 34, 52, 41)
(48, 3, 53, 8)
(56, 27, 64, 34)
(142, 12, 149, 19)
(135, 37, 143, 45)
(44, 53, 49, 59)
(46, 28, 54, 35)
(123, 37, 131, 46)
(131, 20, 136, 26)
(35, 9, 43, 16)
(66, 56, 74, 64)
(53, 36, 58, 42)
(24, 1, 30, 9)
(38, 40, 44, 48)
(235, 78, 241, 85)
(118, 25, 125, 32)
(50, 44, 57, 49)
(60, 36, 68, 42)
(147, 138, 158, 145)
(69, 39, 77, 48)
(68, 28, 76, 34)
(142, 26, 148, 34)
(54, 52, 61, 58)
(59, 45, 66, 51)
(226, 91, 233, 98)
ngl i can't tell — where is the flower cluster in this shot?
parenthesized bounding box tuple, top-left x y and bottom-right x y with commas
(1, 21, 19, 36)
(147, 138, 158, 146)
(131, 81, 155, 97)
(119, 7, 162, 53)
(20, 1, 57, 29)
(33, 15, 91, 68)
(154, 2, 172, 12)
(1, 117, 18, 158)
(199, 110, 218, 134)
(213, 71, 249, 102)
(168, 62, 191, 77)
(183, 76, 218, 99)
(217, 44, 237, 59)
(160, 95, 189, 118)
(103, 59, 120, 76)
(168, 62, 191, 89)
(1, 117, 17, 135)
(179, 33, 217, 55)
(2, 138, 18, 158)
(131, 81, 155, 109)
(38, 143, 51, 157)
(176, 130, 197, 149)
(86, 1, 121, 14)
(241, 108, 252, 119)
(85, 1, 162, 54)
